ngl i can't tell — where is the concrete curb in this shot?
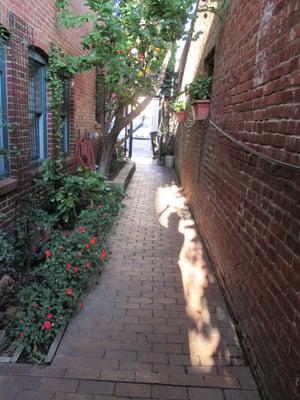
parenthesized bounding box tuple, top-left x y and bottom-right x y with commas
(108, 160, 136, 190)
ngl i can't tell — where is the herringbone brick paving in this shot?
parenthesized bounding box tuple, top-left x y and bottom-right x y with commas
(0, 162, 261, 399)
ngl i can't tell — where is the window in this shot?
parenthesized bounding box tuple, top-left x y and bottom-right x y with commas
(205, 47, 215, 77)
(28, 51, 47, 164)
(0, 39, 8, 177)
(61, 77, 71, 154)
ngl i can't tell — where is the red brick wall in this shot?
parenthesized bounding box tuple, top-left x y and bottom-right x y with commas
(0, 0, 96, 229)
(175, 1, 300, 399)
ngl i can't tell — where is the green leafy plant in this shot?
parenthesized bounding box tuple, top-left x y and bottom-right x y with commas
(15, 207, 57, 269)
(0, 230, 15, 273)
(37, 163, 112, 225)
(186, 76, 212, 101)
(8, 197, 122, 363)
(0, 147, 8, 157)
(0, 213, 14, 274)
(53, 0, 223, 174)
(173, 99, 186, 113)
(48, 45, 66, 174)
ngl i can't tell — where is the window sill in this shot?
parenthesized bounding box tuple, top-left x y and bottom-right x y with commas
(0, 177, 18, 197)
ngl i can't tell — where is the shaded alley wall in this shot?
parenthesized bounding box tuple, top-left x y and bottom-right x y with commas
(0, 0, 96, 229)
(175, 1, 300, 399)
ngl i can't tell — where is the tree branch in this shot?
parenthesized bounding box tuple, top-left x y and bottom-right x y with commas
(109, 43, 175, 139)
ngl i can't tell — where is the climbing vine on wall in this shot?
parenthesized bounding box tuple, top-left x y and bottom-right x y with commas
(48, 44, 68, 174)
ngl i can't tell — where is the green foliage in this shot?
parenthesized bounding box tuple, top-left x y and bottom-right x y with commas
(143, 0, 194, 42)
(15, 207, 57, 268)
(0, 230, 14, 273)
(0, 147, 8, 157)
(53, 0, 226, 172)
(77, 189, 124, 241)
(161, 47, 178, 98)
(55, 0, 194, 106)
(186, 76, 212, 101)
(0, 25, 11, 41)
(7, 184, 124, 363)
(173, 99, 186, 112)
(8, 223, 109, 362)
(198, 0, 230, 20)
(37, 163, 114, 225)
(48, 45, 67, 174)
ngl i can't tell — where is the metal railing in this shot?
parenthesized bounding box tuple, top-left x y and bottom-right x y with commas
(208, 119, 300, 172)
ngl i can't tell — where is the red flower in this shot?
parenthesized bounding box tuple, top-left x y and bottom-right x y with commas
(19, 332, 25, 338)
(98, 203, 104, 208)
(86, 261, 91, 270)
(19, 320, 24, 324)
(138, 53, 144, 61)
(66, 288, 73, 296)
(73, 267, 79, 273)
(85, 243, 90, 250)
(79, 226, 85, 233)
(66, 263, 72, 270)
(100, 249, 107, 260)
(89, 237, 97, 245)
(43, 321, 52, 330)
(79, 302, 84, 310)
(45, 250, 52, 258)
(47, 313, 53, 320)
(78, 251, 83, 257)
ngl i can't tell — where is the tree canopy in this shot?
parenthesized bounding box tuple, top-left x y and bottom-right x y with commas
(54, 0, 227, 173)
(57, 0, 195, 106)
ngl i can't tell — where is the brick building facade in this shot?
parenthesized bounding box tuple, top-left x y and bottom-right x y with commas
(0, 0, 97, 229)
(175, 1, 300, 399)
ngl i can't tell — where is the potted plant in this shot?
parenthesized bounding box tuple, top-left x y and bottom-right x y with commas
(186, 76, 212, 120)
(173, 100, 186, 123)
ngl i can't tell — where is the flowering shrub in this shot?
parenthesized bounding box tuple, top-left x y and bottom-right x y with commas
(7, 181, 124, 363)
(37, 164, 115, 226)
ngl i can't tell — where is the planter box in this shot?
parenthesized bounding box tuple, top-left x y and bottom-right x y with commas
(0, 330, 24, 363)
(107, 160, 136, 190)
(45, 323, 67, 364)
(192, 100, 210, 120)
(176, 111, 186, 123)
(0, 324, 67, 364)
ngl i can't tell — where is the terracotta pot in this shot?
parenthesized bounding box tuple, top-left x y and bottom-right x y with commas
(192, 100, 211, 120)
(176, 111, 186, 123)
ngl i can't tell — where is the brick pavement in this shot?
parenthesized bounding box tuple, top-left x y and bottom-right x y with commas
(0, 162, 262, 399)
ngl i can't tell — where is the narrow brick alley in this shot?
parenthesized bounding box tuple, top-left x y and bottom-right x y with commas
(0, 162, 261, 400)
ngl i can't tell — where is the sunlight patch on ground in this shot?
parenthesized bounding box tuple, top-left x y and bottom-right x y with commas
(155, 182, 220, 369)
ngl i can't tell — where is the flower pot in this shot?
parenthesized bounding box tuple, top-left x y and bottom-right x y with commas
(176, 111, 186, 123)
(192, 100, 211, 120)
(165, 155, 174, 168)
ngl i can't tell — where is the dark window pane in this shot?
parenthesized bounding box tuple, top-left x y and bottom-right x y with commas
(28, 53, 47, 163)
